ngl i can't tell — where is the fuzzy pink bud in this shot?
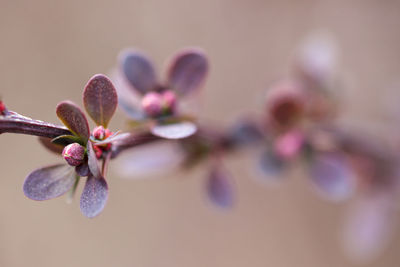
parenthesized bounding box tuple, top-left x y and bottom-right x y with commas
(0, 101, 5, 115)
(162, 90, 177, 113)
(62, 143, 85, 166)
(266, 81, 306, 129)
(141, 92, 163, 117)
(274, 130, 304, 160)
(93, 126, 106, 140)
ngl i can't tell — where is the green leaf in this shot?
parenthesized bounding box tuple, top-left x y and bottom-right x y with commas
(52, 135, 84, 146)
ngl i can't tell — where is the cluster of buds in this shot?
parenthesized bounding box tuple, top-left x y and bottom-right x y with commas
(141, 90, 177, 118)
(117, 48, 208, 139)
(265, 81, 308, 160)
(92, 125, 114, 158)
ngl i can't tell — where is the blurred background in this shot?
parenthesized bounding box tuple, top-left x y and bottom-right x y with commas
(1, 0, 400, 266)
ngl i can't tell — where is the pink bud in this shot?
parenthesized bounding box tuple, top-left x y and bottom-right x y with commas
(141, 92, 163, 117)
(62, 143, 85, 166)
(162, 90, 177, 113)
(104, 128, 113, 139)
(266, 81, 306, 129)
(93, 126, 106, 140)
(93, 145, 103, 159)
(0, 101, 5, 115)
(274, 130, 304, 160)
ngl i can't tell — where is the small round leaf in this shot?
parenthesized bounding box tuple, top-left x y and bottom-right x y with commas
(83, 74, 118, 127)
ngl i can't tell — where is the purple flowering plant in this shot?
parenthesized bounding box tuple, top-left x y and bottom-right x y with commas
(0, 40, 400, 262)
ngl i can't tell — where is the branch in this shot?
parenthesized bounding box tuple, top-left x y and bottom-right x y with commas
(111, 132, 160, 158)
(0, 111, 71, 138)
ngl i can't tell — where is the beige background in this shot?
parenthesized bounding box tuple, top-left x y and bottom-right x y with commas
(1, 0, 400, 266)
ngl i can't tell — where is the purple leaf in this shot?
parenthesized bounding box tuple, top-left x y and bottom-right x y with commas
(83, 74, 118, 127)
(343, 192, 396, 262)
(114, 141, 184, 178)
(309, 153, 355, 202)
(87, 141, 102, 178)
(166, 48, 209, 95)
(151, 121, 197, 139)
(38, 137, 64, 154)
(23, 164, 76, 200)
(118, 98, 146, 120)
(258, 150, 286, 180)
(80, 175, 108, 218)
(228, 120, 264, 146)
(120, 50, 158, 94)
(56, 101, 90, 142)
(206, 166, 235, 208)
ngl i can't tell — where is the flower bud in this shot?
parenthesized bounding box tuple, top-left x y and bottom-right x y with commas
(62, 143, 85, 166)
(266, 81, 306, 129)
(93, 145, 103, 159)
(93, 126, 106, 140)
(141, 92, 163, 117)
(104, 128, 113, 139)
(274, 130, 304, 160)
(0, 101, 5, 115)
(162, 90, 177, 113)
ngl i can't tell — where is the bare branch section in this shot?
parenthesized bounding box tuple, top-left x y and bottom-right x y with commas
(111, 131, 160, 158)
(0, 111, 71, 138)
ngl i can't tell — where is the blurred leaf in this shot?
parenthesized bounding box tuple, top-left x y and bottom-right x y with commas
(114, 141, 184, 179)
(23, 164, 75, 200)
(309, 153, 355, 202)
(87, 141, 102, 178)
(151, 121, 197, 139)
(120, 50, 158, 94)
(38, 137, 64, 154)
(118, 97, 146, 120)
(80, 175, 108, 218)
(83, 74, 118, 127)
(206, 166, 235, 208)
(258, 149, 286, 179)
(343, 192, 396, 262)
(228, 120, 264, 146)
(56, 101, 90, 143)
(166, 48, 208, 95)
